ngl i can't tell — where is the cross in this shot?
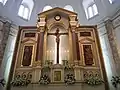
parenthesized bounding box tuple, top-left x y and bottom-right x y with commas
(48, 28, 68, 64)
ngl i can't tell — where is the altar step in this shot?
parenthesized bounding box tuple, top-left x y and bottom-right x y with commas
(11, 83, 105, 90)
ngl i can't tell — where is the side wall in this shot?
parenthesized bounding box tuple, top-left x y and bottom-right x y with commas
(97, 10, 120, 90)
(0, 16, 18, 89)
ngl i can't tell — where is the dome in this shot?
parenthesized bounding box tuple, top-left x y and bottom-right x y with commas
(0, 0, 119, 25)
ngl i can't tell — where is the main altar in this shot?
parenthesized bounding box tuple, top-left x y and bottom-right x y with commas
(11, 7, 106, 90)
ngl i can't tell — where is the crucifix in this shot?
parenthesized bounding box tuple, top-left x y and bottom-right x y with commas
(48, 28, 68, 64)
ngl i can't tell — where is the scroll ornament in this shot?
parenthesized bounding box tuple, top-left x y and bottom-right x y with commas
(111, 76, 120, 88)
(11, 72, 32, 86)
(84, 73, 103, 86)
(39, 74, 50, 85)
(0, 78, 5, 87)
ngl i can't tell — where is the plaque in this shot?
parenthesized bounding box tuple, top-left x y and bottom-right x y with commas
(54, 71, 61, 81)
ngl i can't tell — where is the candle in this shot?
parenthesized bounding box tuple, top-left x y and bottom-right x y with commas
(67, 50, 69, 60)
(47, 50, 48, 60)
(50, 50, 51, 60)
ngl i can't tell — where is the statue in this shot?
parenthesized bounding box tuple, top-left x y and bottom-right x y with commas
(55, 28, 60, 43)
(55, 28, 60, 64)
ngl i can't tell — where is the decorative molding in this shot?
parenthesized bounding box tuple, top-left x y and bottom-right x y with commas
(113, 15, 120, 28)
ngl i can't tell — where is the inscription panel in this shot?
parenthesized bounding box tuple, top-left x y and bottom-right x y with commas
(24, 33, 36, 37)
(80, 32, 91, 37)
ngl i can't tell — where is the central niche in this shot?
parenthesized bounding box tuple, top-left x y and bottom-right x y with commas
(47, 25, 69, 64)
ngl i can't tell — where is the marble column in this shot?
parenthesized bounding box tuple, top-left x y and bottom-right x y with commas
(69, 15, 78, 63)
(0, 21, 3, 66)
(104, 19, 120, 74)
(71, 28, 77, 61)
(36, 16, 46, 65)
(36, 27, 44, 64)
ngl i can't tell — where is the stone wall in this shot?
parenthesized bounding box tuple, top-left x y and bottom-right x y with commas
(0, 16, 18, 90)
(98, 23, 115, 90)
(97, 9, 120, 90)
(0, 18, 11, 67)
(112, 11, 120, 75)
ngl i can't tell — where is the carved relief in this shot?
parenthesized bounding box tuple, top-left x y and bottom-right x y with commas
(83, 45, 94, 66)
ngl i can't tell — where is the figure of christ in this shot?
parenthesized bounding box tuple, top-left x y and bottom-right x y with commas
(48, 28, 68, 64)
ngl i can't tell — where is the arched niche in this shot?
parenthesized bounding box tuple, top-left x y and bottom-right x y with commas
(46, 25, 69, 64)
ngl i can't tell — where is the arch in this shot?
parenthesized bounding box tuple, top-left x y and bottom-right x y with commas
(0, 0, 7, 5)
(82, 0, 98, 19)
(18, 0, 34, 20)
(43, 5, 52, 12)
(48, 22, 68, 31)
(18, 4, 30, 19)
(109, 0, 115, 4)
(64, 5, 74, 12)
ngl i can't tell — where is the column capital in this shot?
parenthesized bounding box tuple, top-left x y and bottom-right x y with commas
(36, 17, 46, 28)
(71, 26, 77, 32)
(69, 15, 78, 27)
(37, 26, 45, 32)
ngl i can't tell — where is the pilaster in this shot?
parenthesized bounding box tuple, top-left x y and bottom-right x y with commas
(0, 20, 11, 67)
(104, 19, 120, 74)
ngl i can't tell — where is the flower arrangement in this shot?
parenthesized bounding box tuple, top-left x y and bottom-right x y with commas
(111, 76, 120, 88)
(0, 78, 5, 87)
(11, 72, 32, 87)
(85, 74, 103, 86)
(42, 66, 50, 72)
(64, 65, 73, 70)
(39, 74, 50, 85)
(64, 73, 75, 85)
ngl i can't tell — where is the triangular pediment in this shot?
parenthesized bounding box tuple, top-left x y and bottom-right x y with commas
(21, 38, 37, 43)
(79, 38, 94, 43)
(38, 7, 77, 17)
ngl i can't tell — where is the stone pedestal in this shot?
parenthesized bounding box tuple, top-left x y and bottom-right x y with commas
(74, 68, 81, 81)
(32, 66, 41, 83)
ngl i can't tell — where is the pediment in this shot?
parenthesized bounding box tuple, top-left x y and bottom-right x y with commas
(52, 64, 63, 69)
(38, 7, 77, 18)
(21, 38, 37, 43)
(79, 38, 94, 43)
